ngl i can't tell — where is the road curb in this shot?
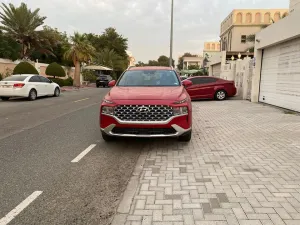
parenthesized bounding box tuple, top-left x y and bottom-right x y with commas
(110, 151, 148, 225)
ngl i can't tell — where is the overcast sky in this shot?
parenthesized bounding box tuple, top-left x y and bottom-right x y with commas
(6, 0, 289, 62)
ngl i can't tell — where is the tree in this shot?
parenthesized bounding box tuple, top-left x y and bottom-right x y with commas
(0, 30, 21, 60)
(157, 55, 175, 67)
(96, 48, 127, 71)
(86, 28, 129, 71)
(135, 61, 146, 67)
(188, 65, 201, 70)
(177, 53, 197, 70)
(46, 62, 66, 78)
(13, 61, 39, 74)
(31, 26, 72, 66)
(0, 2, 48, 59)
(64, 32, 95, 87)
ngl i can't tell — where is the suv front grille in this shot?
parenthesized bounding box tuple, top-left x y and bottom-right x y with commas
(112, 127, 177, 135)
(114, 105, 173, 122)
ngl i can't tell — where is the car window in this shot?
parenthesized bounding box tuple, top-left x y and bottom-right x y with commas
(117, 70, 180, 87)
(189, 77, 218, 85)
(189, 78, 202, 85)
(28, 76, 41, 82)
(2, 76, 28, 81)
(200, 77, 218, 84)
(39, 76, 50, 83)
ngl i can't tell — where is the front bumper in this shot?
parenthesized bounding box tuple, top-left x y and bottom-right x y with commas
(101, 124, 191, 137)
(100, 114, 192, 138)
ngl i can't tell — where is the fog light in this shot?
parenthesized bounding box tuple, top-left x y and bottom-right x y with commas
(173, 107, 188, 116)
(102, 106, 114, 115)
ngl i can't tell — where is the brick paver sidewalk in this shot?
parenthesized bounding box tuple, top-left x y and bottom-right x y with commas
(113, 100, 300, 225)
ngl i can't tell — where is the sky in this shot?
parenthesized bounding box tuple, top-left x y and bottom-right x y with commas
(5, 0, 289, 63)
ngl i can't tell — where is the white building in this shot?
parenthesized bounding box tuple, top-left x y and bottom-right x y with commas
(251, 0, 300, 112)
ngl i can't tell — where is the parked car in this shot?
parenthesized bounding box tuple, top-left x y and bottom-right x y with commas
(96, 74, 113, 88)
(99, 66, 193, 142)
(185, 76, 236, 100)
(0, 74, 60, 101)
(180, 76, 188, 81)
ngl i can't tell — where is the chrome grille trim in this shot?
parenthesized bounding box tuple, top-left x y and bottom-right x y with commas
(114, 105, 174, 122)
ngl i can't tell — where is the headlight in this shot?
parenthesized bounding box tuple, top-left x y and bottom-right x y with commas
(174, 98, 187, 104)
(103, 99, 114, 104)
(102, 106, 114, 115)
(173, 106, 188, 116)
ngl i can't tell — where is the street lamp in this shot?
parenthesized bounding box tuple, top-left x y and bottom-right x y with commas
(169, 0, 174, 67)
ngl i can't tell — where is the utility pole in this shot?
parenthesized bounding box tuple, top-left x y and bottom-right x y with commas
(169, 0, 174, 67)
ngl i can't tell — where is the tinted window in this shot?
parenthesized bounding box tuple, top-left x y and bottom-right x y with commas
(2, 76, 27, 81)
(39, 76, 50, 83)
(29, 76, 41, 82)
(189, 77, 218, 84)
(189, 78, 202, 85)
(117, 70, 180, 87)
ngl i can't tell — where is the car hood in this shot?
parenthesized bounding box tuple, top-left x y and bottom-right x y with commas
(107, 86, 186, 100)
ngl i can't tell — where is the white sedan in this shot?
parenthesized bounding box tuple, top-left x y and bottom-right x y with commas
(0, 74, 61, 101)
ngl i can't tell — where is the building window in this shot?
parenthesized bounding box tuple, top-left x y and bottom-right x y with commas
(212, 43, 215, 50)
(274, 12, 281, 21)
(206, 44, 210, 50)
(246, 13, 252, 23)
(255, 13, 261, 23)
(236, 13, 243, 23)
(241, 35, 247, 43)
(264, 13, 271, 23)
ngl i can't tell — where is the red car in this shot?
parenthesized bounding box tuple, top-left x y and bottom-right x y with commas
(185, 76, 237, 100)
(100, 66, 193, 142)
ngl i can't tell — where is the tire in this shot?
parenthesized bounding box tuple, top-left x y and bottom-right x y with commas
(53, 87, 60, 97)
(1, 97, 9, 101)
(28, 89, 37, 101)
(178, 131, 192, 142)
(215, 90, 227, 101)
(101, 131, 114, 142)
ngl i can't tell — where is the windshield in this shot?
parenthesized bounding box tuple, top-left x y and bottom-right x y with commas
(2, 76, 28, 81)
(117, 70, 180, 87)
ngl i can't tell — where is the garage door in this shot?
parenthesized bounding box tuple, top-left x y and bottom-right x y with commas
(212, 63, 221, 77)
(259, 37, 300, 112)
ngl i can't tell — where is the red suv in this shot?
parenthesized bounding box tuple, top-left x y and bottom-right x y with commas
(100, 66, 193, 142)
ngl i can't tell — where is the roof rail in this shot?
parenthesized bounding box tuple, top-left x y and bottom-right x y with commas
(127, 65, 136, 70)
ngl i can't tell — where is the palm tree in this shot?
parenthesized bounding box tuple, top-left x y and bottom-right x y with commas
(64, 32, 95, 87)
(96, 48, 127, 71)
(0, 3, 47, 59)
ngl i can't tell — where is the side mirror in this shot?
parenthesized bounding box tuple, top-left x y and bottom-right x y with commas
(182, 79, 192, 88)
(49, 80, 53, 83)
(108, 80, 116, 87)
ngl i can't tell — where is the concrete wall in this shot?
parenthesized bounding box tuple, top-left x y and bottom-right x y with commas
(251, 9, 300, 102)
(231, 26, 262, 52)
(0, 59, 76, 81)
(290, 0, 300, 12)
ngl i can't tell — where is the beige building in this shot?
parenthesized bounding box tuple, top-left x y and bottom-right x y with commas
(182, 56, 203, 69)
(126, 50, 135, 67)
(203, 42, 220, 58)
(220, 9, 288, 53)
(250, 0, 300, 112)
(290, 0, 300, 13)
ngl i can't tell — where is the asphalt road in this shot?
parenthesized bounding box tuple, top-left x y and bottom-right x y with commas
(0, 88, 143, 225)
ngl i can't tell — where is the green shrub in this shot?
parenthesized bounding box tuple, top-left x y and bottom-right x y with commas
(46, 62, 66, 78)
(49, 77, 73, 87)
(13, 61, 39, 75)
(82, 69, 97, 82)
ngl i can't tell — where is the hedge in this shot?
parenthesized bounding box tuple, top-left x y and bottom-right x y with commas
(46, 62, 66, 78)
(49, 77, 73, 87)
(13, 62, 39, 75)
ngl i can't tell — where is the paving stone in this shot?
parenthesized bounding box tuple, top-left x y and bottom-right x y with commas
(120, 101, 300, 225)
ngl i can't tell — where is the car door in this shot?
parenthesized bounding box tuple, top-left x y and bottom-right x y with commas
(39, 76, 53, 95)
(185, 77, 203, 99)
(195, 77, 219, 99)
(28, 76, 44, 96)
